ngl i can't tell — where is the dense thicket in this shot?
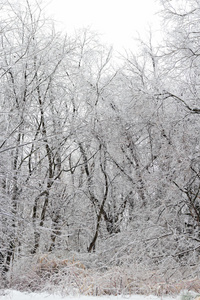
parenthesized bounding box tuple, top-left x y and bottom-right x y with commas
(0, 0, 200, 293)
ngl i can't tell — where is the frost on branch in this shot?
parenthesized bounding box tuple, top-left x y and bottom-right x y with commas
(1, 0, 200, 295)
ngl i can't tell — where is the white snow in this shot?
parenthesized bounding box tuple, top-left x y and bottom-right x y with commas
(0, 290, 179, 300)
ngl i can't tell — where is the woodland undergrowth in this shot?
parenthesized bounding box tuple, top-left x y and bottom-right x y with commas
(2, 253, 200, 296)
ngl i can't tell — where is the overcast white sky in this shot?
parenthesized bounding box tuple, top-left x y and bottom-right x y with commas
(47, 0, 161, 50)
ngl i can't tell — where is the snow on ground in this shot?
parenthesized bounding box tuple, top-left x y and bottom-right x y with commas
(0, 290, 180, 300)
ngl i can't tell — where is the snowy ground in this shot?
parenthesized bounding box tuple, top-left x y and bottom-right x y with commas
(0, 290, 180, 300)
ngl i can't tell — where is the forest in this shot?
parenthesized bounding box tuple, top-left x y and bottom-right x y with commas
(0, 0, 200, 295)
